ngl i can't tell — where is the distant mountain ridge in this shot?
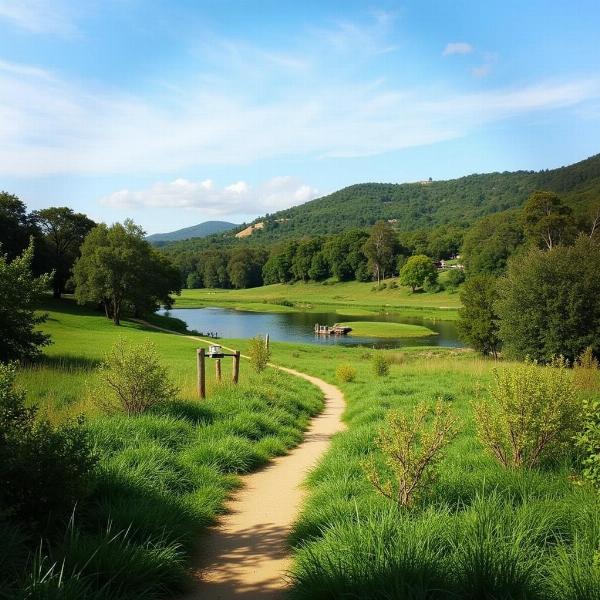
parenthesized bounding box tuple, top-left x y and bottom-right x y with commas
(147, 221, 238, 243)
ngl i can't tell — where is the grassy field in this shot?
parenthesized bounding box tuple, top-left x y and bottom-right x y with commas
(230, 340, 600, 600)
(173, 278, 461, 320)
(8, 299, 323, 599)
(338, 321, 437, 338)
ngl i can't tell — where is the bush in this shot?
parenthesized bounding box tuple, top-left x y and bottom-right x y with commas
(96, 338, 179, 415)
(248, 335, 271, 373)
(473, 360, 581, 469)
(336, 365, 356, 383)
(0, 363, 97, 530)
(445, 268, 466, 289)
(372, 354, 390, 377)
(574, 346, 599, 391)
(577, 398, 600, 493)
(364, 401, 458, 507)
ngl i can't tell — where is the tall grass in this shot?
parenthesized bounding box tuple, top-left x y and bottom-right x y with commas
(6, 299, 323, 598)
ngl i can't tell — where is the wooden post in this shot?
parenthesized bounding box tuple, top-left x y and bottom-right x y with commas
(215, 358, 222, 382)
(197, 348, 206, 399)
(265, 334, 270, 350)
(232, 350, 240, 384)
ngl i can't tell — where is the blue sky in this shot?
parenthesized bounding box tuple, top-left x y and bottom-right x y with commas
(1, 0, 599, 233)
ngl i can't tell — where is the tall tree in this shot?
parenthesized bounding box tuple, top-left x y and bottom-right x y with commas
(521, 191, 576, 250)
(456, 275, 501, 358)
(73, 220, 180, 325)
(496, 235, 600, 362)
(363, 221, 398, 284)
(33, 207, 96, 298)
(0, 192, 37, 261)
(0, 241, 51, 362)
(462, 210, 524, 276)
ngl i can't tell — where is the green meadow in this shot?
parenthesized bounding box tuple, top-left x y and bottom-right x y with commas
(10, 299, 323, 599)
(338, 321, 437, 338)
(173, 277, 461, 320)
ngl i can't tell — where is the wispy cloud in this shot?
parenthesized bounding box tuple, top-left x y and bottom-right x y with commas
(0, 0, 76, 34)
(100, 176, 318, 217)
(442, 42, 474, 56)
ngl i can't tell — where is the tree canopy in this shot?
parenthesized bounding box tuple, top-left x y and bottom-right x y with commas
(73, 220, 181, 325)
(399, 255, 437, 292)
(0, 241, 51, 362)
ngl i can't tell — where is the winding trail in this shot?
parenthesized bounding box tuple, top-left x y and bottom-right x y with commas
(134, 321, 345, 599)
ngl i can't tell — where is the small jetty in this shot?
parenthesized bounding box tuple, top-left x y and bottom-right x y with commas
(314, 323, 353, 336)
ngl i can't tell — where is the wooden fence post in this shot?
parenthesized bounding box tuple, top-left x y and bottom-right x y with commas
(233, 351, 240, 384)
(265, 334, 270, 350)
(215, 358, 222, 382)
(197, 348, 206, 399)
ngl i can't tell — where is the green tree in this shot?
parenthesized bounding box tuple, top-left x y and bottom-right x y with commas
(521, 191, 576, 250)
(227, 248, 267, 288)
(291, 239, 322, 281)
(363, 221, 398, 284)
(324, 229, 369, 281)
(0, 192, 37, 261)
(73, 220, 180, 325)
(248, 335, 271, 373)
(462, 210, 524, 276)
(186, 271, 203, 289)
(457, 274, 501, 357)
(308, 251, 329, 281)
(200, 250, 229, 288)
(0, 241, 51, 362)
(33, 207, 95, 298)
(496, 235, 600, 362)
(399, 255, 437, 292)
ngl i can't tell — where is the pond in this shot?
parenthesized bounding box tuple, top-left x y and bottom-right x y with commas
(158, 306, 463, 349)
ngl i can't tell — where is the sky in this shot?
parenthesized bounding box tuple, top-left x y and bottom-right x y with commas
(1, 0, 600, 234)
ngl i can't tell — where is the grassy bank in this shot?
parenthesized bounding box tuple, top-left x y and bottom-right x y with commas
(338, 321, 437, 338)
(240, 340, 600, 600)
(7, 299, 323, 599)
(173, 279, 461, 320)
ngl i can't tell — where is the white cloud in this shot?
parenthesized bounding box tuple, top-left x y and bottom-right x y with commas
(0, 0, 76, 34)
(99, 176, 319, 217)
(472, 64, 492, 78)
(442, 42, 474, 56)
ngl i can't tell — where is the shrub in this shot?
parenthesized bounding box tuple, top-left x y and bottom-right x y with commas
(364, 401, 458, 507)
(473, 360, 581, 469)
(445, 268, 465, 289)
(248, 335, 271, 373)
(336, 364, 356, 383)
(0, 363, 97, 530)
(96, 338, 179, 415)
(574, 346, 599, 391)
(577, 398, 600, 493)
(372, 354, 390, 377)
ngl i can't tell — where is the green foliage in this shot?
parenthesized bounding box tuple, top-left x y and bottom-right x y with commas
(457, 274, 501, 357)
(363, 221, 398, 283)
(186, 270, 202, 289)
(336, 364, 356, 383)
(577, 397, 600, 493)
(32, 207, 95, 298)
(462, 210, 525, 276)
(372, 354, 390, 377)
(364, 401, 458, 507)
(0, 241, 51, 362)
(521, 191, 576, 250)
(74, 220, 181, 325)
(0, 363, 96, 530)
(0, 192, 38, 262)
(574, 346, 600, 391)
(96, 338, 179, 415)
(496, 235, 600, 362)
(399, 254, 437, 292)
(445, 268, 465, 289)
(227, 247, 267, 288)
(248, 335, 271, 373)
(474, 360, 580, 469)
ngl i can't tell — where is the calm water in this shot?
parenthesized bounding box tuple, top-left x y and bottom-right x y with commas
(159, 306, 462, 349)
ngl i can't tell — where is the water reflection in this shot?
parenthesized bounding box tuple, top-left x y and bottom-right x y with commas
(159, 307, 462, 349)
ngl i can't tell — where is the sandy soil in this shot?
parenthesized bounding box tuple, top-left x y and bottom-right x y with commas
(181, 366, 345, 600)
(134, 321, 345, 599)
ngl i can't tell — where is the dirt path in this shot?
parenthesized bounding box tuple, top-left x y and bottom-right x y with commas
(133, 321, 345, 599)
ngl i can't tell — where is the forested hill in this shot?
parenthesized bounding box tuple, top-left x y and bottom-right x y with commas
(242, 153, 600, 241)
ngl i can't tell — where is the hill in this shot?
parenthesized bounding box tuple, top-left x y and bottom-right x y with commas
(147, 220, 237, 243)
(241, 153, 600, 241)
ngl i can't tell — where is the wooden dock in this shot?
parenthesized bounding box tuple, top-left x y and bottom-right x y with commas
(314, 323, 353, 336)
